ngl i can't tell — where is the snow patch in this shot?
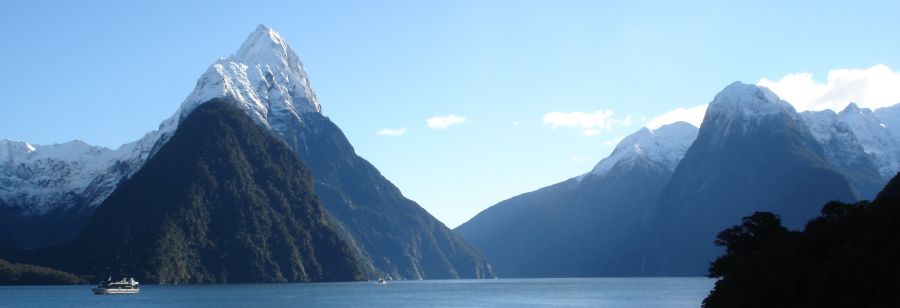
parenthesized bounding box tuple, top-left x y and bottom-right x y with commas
(0, 25, 321, 216)
(588, 122, 698, 177)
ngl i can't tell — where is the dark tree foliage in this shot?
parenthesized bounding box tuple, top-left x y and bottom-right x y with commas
(0, 259, 85, 285)
(704, 173, 900, 308)
(708, 212, 792, 278)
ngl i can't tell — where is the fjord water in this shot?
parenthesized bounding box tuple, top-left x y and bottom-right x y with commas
(0, 278, 713, 307)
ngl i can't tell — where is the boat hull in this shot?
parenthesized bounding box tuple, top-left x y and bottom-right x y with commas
(91, 287, 139, 295)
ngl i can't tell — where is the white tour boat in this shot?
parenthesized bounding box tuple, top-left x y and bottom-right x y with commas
(91, 277, 140, 294)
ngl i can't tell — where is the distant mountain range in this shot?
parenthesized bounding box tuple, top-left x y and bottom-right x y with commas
(458, 82, 900, 277)
(648, 82, 857, 275)
(0, 25, 492, 281)
(456, 122, 698, 277)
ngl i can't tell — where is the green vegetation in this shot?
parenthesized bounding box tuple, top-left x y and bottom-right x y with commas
(25, 99, 365, 284)
(0, 259, 85, 285)
(704, 173, 900, 307)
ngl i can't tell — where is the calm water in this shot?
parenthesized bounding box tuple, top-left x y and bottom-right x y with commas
(0, 277, 714, 307)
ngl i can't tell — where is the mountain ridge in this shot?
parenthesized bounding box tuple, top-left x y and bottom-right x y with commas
(456, 122, 698, 277)
(18, 100, 366, 283)
(647, 82, 858, 275)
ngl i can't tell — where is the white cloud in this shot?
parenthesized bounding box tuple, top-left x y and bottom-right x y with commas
(645, 104, 708, 129)
(643, 65, 900, 130)
(542, 110, 632, 136)
(512, 120, 521, 127)
(757, 64, 900, 112)
(426, 114, 467, 129)
(376, 128, 407, 136)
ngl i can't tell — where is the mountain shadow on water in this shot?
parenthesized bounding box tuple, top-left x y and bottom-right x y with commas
(703, 172, 900, 307)
(15, 100, 366, 284)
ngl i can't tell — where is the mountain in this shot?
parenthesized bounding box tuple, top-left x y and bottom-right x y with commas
(0, 25, 325, 250)
(874, 103, 900, 138)
(834, 103, 900, 178)
(24, 100, 365, 283)
(799, 105, 888, 199)
(0, 258, 85, 285)
(0, 138, 158, 248)
(647, 82, 858, 275)
(161, 25, 492, 280)
(154, 25, 490, 279)
(456, 122, 698, 277)
(1, 25, 492, 280)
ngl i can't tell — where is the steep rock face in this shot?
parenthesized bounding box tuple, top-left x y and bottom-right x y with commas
(281, 112, 493, 279)
(835, 103, 900, 178)
(800, 106, 888, 199)
(647, 82, 857, 275)
(165, 25, 491, 279)
(31, 100, 365, 283)
(161, 25, 320, 138)
(456, 122, 697, 277)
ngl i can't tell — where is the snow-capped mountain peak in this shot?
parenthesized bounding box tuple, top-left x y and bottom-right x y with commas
(701, 82, 805, 145)
(841, 102, 862, 114)
(162, 25, 320, 140)
(0, 139, 138, 215)
(835, 103, 900, 177)
(589, 122, 698, 176)
(1, 25, 323, 218)
(0, 139, 36, 162)
(0, 25, 327, 246)
(234, 25, 297, 67)
(706, 81, 796, 121)
(800, 109, 839, 142)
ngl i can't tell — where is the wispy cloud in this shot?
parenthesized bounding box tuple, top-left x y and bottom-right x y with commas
(426, 114, 467, 129)
(376, 128, 407, 136)
(645, 104, 708, 129)
(542, 110, 632, 136)
(758, 64, 900, 111)
(601, 135, 626, 147)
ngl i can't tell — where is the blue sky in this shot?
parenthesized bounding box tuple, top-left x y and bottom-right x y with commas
(2, 1, 900, 227)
